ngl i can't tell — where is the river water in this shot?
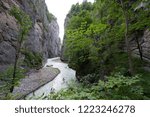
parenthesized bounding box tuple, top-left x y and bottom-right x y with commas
(25, 57, 76, 99)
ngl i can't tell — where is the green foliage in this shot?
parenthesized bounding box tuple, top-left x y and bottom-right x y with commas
(8, 6, 32, 93)
(47, 73, 145, 100)
(0, 66, 25, 99)
(48, 0, 150, 100)
(10, 6, 32, 39)
(47, 83, 97, 100)
(132, 58, 150, 97)
(80, 73, 100, 84)
(65, 21, 95, 75)
(100, 73, 144, 99)
(64, 1, 124, 77)
(139, 70, 150, 97)
(64, 0, 150, 82)
(47, 12, 56, 22)
(22, 49, 42, 69)
(67, 2, 93, 18)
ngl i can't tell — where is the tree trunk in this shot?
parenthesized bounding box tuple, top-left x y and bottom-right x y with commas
(10, 44, 20, 93)
(120, 0, 133, 75)
(136, 36, 143, 61)
(10, 33, 24, 93)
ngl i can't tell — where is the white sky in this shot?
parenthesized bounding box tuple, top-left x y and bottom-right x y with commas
(45, 0, 95, 42)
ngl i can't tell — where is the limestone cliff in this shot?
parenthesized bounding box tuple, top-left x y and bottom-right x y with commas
(131, 29, 150, 62)
(0, 0, 61, 71)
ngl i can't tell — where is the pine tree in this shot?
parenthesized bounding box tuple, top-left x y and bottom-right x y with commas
(9, 6, 32, 92)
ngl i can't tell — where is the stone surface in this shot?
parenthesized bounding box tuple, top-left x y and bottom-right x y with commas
(131, 29, 150, 62)
(13, 67, 60, 99)
(0, 0, 61, 71)
(141, 30, 150, 61)
(48, 20, 61, 57)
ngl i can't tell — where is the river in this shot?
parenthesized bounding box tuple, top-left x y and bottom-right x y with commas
(25, 57, 76, 99)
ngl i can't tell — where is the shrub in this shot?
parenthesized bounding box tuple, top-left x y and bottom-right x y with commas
(80, 73, 100, 84)
(98, 73, 145, 99)
(47, 12, 56, 22)
(46, 73, 146, 100)
(22, 49, 42, 69)
(0, 66, 25, 99)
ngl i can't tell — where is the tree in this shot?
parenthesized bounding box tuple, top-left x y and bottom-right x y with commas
(119, 0, 133, 75)
(64, 0, 150, 83)
(9, 6, 32, 92)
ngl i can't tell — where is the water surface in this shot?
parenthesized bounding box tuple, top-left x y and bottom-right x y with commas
(25, 57, 76, 99)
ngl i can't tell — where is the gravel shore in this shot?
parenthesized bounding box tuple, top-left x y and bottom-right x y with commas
(13, 67, 60, 99)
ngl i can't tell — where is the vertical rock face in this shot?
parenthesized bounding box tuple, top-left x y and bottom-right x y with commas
(141, 30, 150, 61)
(0, 0, 61, 71)
(48, 20, 61, 57)
(131, 29, 150, 62)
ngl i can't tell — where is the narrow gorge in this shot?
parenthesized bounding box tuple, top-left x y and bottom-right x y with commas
(0, 0, 67, 99)
(0, 0, 150, 100)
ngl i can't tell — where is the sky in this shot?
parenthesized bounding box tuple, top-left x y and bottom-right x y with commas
(45, 0, 95, 42)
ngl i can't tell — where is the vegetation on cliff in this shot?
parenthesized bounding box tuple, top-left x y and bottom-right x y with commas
(54, 0, 150, 99)
(0, 6, 32, 98)
(0, 0, 61, 99)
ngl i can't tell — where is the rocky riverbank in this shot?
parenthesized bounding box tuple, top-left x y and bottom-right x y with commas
(13, 67, 60, 99)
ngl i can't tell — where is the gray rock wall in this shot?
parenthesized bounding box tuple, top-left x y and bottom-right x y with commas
(141, 30, 150, 61)
(131, 29, 150, 62)
(0, 0, 61, 71)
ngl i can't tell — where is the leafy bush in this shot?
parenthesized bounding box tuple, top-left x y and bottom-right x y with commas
(22, 49, 42, 69)
(47, 12, 56, 22)
(98, 73, 144, 99)
(79, 73, 100, 84)
(46, 83, 97, 100)
(0, 66, 25, 99)
(46, 73, 146, 100)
